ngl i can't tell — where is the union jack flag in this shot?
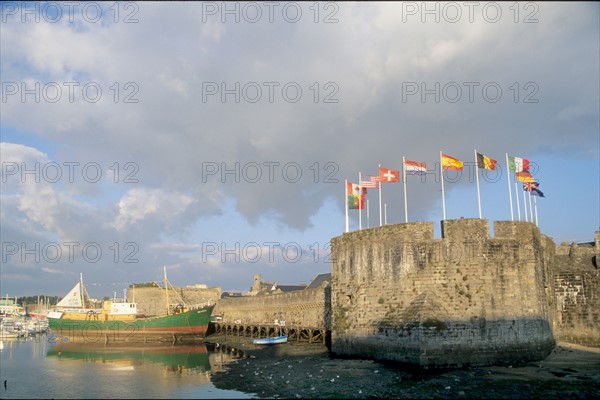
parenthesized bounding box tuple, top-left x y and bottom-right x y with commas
(523, 182, 545, 197)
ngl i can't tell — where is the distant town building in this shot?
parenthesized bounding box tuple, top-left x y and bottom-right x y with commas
(306, 273, 331, 289)
(221, 291, 243, 299)
(0, 297, 25, 316)
(248, 273, 307, 296)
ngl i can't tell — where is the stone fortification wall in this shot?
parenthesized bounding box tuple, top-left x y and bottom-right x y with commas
(330, 219, 555, 367)
(131, 286, 221, 316)
(553, 232, 600, 347)
(213, 283, 330, 328)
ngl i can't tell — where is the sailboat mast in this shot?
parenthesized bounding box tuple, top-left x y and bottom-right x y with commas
(80, 273, 84, 308)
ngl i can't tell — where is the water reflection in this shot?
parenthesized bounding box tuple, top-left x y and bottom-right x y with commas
(45, 341, 247, 374)
(47, 343, 212, 371)
(1, 336, 254, 399)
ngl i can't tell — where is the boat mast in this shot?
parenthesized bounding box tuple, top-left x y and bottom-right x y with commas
(164, 266, 169, 316)
(80, 273, 84, 308)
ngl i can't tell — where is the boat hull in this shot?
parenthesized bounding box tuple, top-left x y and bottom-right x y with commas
(252, 335, 288, 345)
(48, 306, 214, 344)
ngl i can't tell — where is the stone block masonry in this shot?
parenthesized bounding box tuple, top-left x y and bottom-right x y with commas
(213, 283, 330, 329)
(553, 233, 600, 347)
(331, 219, 556, 368)
(131, 285, 221, 316)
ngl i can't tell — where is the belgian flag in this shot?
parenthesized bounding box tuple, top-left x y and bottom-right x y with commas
(476, 153, 497, 170)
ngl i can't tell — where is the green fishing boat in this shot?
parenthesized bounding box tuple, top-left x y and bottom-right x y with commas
(47, 269, 215, 344)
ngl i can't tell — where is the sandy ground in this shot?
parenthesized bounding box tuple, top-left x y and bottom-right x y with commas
(207, 335, 600, 399)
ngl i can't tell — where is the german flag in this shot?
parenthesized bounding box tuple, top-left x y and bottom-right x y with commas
(476, 153, 497, 170)
(516, 171, 534, 183)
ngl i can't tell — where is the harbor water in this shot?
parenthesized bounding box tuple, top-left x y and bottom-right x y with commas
(0, 334, 253, 399)
(2, 332, 599, 399)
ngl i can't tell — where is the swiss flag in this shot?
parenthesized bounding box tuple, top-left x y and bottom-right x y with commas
(379, 166, 400, 182)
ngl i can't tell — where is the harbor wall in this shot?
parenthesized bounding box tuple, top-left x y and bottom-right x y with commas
(552, 232, 600, 347)
(213, 283, 330, 329)
(131, 286, 221, 316)
(330, 219, 556, 367)
(125, 220, 600, 364)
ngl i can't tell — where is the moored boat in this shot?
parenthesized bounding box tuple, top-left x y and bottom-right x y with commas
(252, 335, 288, 345)
(0, 328, 25, 339)
(0, 317, 27, 339)
(252, 319, 288, 345)
(47, 269, 214, 344)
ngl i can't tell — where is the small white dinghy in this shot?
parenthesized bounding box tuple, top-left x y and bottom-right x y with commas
(253, 319, 288, 345)
(252, 335, 288, 345)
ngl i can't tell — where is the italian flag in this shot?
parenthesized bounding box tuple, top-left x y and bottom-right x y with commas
(508, 155, 530, 172)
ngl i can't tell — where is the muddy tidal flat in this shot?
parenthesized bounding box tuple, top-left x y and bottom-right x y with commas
(208, 337, 600, 399)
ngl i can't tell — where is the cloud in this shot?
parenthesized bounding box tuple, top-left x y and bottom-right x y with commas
(112, 187, 195, 231)
(1, 3, 598, 295)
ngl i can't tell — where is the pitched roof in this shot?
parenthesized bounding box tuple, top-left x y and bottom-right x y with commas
(276, 284, 307, 292)
(305, 273, 331, 289)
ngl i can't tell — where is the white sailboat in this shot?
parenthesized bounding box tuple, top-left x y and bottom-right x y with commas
(47, 273, 103, 320)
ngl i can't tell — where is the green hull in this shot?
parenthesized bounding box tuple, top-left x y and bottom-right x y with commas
(48, 306, 214, 344)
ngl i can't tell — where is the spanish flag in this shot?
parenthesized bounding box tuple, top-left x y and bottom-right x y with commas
(441, 153, 463, 170)
(476, 153, 497, 170)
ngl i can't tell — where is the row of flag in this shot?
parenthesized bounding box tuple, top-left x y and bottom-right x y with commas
(345, 152, 544, 232)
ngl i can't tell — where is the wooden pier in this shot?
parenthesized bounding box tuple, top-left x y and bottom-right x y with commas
(212, 322, 328, 345)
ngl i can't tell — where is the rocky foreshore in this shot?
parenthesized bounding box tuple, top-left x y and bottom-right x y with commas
(207, 335, 600, 399)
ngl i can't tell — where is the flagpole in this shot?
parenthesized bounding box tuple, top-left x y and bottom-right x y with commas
(522, 187, 528, 222)
(506, 154, 514, 221)
(384, 203, 387, 225)
(534, 195, 539, 227)
(528, 188, 533, 223)
(440, 151, 446, 220)
(515, 181, 521, 221)
(345, 179, 349, 233)
(402, 157, 408, 223)
(475, 149, 482, 219)
(367, 199, 370, 228)
(359, 172, 362, 231)
(378, 164, 382, 227)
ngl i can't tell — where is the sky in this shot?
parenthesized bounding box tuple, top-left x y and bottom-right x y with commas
(1, 2, 599, 298)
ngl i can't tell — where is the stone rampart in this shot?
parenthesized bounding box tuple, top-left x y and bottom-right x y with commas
(131, 286, 221, 316)
(330, 219, 555, 367)
(213, 283, 330, 329)
(553, 234, 600, 347)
